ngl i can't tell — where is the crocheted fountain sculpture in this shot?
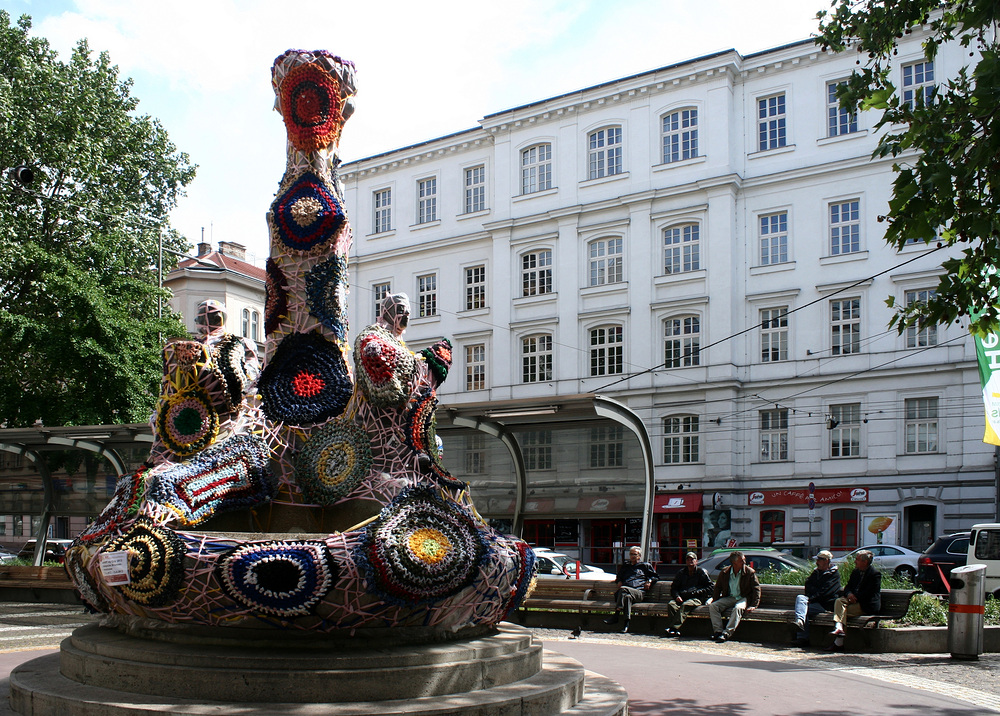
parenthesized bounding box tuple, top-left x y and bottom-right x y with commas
(65, 49, 536, 634)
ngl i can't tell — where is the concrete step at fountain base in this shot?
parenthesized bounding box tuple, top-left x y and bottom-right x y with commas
(9, 623, 627, 716)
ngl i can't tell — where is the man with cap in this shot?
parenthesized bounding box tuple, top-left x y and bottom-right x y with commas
(663, 552, 713, 637)
(793, 549, 841, 647)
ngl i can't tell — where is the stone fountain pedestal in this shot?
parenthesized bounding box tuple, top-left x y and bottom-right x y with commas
(9, 621, 627, 715)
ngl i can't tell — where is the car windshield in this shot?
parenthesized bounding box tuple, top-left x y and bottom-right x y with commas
(547, 553, 597, 573)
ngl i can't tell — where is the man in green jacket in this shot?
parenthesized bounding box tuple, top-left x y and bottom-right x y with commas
(708, 551, 761, 643)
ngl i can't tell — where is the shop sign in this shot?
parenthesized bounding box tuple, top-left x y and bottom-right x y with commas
(577, 495, 626, 512)
(747, 487, 867, 505)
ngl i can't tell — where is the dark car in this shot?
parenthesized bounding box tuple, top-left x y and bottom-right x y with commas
(16, 539, 74, 564)
(917, 532, 970, 594)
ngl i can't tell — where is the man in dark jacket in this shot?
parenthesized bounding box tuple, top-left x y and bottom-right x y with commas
(793, 549, 840, 646)
(664, 551, 713, 636)
(603, 546, 658, 633)
(829, 549, 881, 651)
(708, 551, 761, 643)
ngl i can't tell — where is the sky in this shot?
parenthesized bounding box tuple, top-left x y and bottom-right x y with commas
(10, 0, 831, 265)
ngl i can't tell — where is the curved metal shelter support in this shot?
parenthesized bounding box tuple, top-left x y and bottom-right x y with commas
(43, 437, 127, 478)
(450, 416, 528, 536)
(0, 443, 53, 566)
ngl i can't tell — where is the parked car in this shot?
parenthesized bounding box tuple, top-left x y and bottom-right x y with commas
(967, 523, 1000, 597)
(698, 548, 813, 578)
(833, 545, 921, 581)
(917, 532, 970, 594)
(16, 539, 74, 564)
(532, 549, 617, 581)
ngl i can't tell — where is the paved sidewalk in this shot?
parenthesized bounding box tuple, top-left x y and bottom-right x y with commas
(536, 626, 1000, 715)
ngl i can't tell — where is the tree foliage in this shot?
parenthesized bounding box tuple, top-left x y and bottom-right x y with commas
(816, 1, 1000, 335)
(0, 12, 195, 427)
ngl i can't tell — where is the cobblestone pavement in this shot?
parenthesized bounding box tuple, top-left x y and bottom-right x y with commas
(530, 626, 1000, 712)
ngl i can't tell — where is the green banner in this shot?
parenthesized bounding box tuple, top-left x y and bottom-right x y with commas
(972, 308, 1000, 446)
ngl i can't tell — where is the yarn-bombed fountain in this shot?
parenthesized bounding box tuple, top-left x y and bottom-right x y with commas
(9, 50, 627, 715)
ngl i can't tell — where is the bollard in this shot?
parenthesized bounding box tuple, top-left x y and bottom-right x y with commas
(948, 564, 986, 660)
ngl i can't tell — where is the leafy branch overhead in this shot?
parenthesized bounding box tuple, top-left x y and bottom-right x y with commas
(0, 11, 195, 427)
(816, 0, 1000, 335)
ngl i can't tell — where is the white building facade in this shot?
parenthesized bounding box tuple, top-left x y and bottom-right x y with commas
(341, 35, 995, 566)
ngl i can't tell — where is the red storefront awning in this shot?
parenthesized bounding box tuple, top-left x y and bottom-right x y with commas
(653, 493, 703, 513)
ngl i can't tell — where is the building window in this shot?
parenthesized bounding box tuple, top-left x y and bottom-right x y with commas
(831, 508, 858, 549)
(831, 298, 861, 355)
(760, 306, 788, 362)
(241, 308, 250, 338)
(663, 224, 700, 274)
(372, 282, 391, 321)
(664, 316, 700, 367)
(465, 433, 486, 474)
(827, 80, 857, 136)
(588, 126, 623, 179)
(522, 334, 553, 383)
(902, 60, 935, 109)
(590, 326, 623, 376)
(905, 397, 939, 454)
(760, 510, 785, 543)
(588, 237, 623, 286)
(905, 289, 937, 348)
(760, 408, 788, 461)
(590, 426, 624, 468)
(523, 430, 552, 471)
(250, 310, 259, 342)
(373, 188, 392, 233)
(521, 144, 552, 194)
(757, 93, 787, 151)
(465, 265, 486, 310)
(417, 273, 437, 318)
(759, 212, 788, 265)
(417, 177, 437, 224)
(664, 415, 699, 464)
(521, 250, 552, 297)
(830, 199, 861, 255)
(464, 165, 485, 213)
(830, 403, 861, 458)
(466, 343, 485, 391)
(662, 108, 698, 163)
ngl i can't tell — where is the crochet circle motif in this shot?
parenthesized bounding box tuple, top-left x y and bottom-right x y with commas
(291, 371, 325, 398)
(356, 486, 489, 605)
(104, 518, 187, 607)
(258, 332, 352, 425)
(78, 466, 148, 543)
(157, 388, 220, 457)
(279, 62, 344, 152)
(218, 540, 335, 617)
(354, 325, 415, 408)
(295, 418, 372, 505)
(305, 255, 349, 341)
(270, 172, 345, 253)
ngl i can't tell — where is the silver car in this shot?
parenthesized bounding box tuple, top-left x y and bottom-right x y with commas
(833, 545, 920, 580)
(532, 549, 617, 581)
(698, 549, 813, 579)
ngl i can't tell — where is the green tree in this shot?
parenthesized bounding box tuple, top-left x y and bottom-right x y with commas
(816, 1, 1000, 335)
(0, 12, 195, 427)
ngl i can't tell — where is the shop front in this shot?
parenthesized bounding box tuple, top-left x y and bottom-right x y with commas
(747, 486, 870, 554)
(653, 492, 703, 567)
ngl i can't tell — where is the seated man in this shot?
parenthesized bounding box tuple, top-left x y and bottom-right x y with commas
(829, 548, 881, 652)
(793, 549, 840, 646)
(664, 551, 713, 637)
(708, 551, 760, 644)
(603, 546, 658, 633)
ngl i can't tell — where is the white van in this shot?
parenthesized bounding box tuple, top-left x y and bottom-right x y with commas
(967, 523, 1000, 597)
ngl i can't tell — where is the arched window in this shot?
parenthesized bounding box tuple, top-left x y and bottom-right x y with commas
(241, 308, 250, 338)
(521, 250, 552, 296)
(664, 315, 700, 367)
(589, 325, 623, 376)
(521, 144, 552, 194)
(588, 237, 623, 286)
(663, 223, 699, 274)
(588, 126, 622, 179)
(662, 108, 698, 163)
(663, 415, 699, 464)
(831, 508, 859, 549)
(760, 510, 785, 543)
(521, 334, 553, 383)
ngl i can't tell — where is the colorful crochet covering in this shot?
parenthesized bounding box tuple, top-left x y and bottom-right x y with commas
(66, 49, 536, 635)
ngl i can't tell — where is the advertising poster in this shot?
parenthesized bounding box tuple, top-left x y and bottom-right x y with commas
(704, 509, 731, 549)
(861, 513, 899, 545)
(971, 305, 1000, 445)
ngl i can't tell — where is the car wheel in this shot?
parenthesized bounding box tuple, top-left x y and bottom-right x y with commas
(895, 565, 916, 582)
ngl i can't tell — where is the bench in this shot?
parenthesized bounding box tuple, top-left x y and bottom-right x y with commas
(0, 565, 80, 604)
(517, 578, 918, 637)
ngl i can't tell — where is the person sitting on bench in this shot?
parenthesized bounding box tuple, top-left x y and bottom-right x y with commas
(603, 546, 658, 634)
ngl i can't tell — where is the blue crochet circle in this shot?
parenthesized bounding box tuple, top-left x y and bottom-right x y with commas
(270, 172, 345, 252)
(218, 540, 335, 617)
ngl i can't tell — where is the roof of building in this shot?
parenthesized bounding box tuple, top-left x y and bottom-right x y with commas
(173, 251, 266, 283)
